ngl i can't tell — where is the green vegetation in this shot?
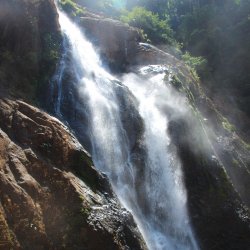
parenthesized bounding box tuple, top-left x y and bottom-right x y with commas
(73, 0, 119, 16)
(240, 139, 250, 151)
(222, 118, 236, 133)
(72, 151, 100, 191)
(40, 142, 53, 154)
(104, 0, 250, 142)
(39, 31, 62, 102)
(182, 52, 207, 72)
(169, 75, 183, 91)
(80, 206, 91, 219)
(76, 0, 113, 10)
(60, 0, 85, 17)
(120, 7, 175, 44)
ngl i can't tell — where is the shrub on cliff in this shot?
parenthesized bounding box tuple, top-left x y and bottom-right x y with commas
(182, 52, 208, 77)
(120, 7, 175, 45)
(60, 0, 85, 17)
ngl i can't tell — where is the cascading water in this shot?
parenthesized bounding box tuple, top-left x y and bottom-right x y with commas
(50, 34, 68, 117)
(54, 7, 199, 250)
(121, 68, 198, 250)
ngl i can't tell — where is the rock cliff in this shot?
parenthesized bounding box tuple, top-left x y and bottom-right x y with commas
(0, 98, 147, 249)
(0, 1, 147, 248)
(0, 0, 61, 102)
(75, 13, 180, 72)
(78, 15, 143, 72)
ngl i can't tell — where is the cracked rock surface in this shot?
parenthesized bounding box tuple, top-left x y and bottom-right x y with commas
(0, 98, 147, 250)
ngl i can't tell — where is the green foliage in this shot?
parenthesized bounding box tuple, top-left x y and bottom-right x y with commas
(39, 32, 62, 89)
(169, 75, 183, 90)
(239, 138, 250, 151)
(234, 0, 241, 5)
(40, 142, 52, 153)
(80, 206, 90, 219)
(182, 52, 207, 71)
(222, 118, 236, 133)
(120, 7, 174, 44)
(77, 0, 113, 9)
(125, 0, 169, 18)
(44, 34, 60, 60)
(60, 0, 85, 17)
(74, 0, 118, 16)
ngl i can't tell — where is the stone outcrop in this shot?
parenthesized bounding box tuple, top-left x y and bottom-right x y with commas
(0, 98, 147, 250)
(78, 15, 143, 72)
(77, 16, 182, 72)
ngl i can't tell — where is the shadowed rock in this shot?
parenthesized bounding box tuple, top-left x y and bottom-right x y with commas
(0, 98, 147, 250)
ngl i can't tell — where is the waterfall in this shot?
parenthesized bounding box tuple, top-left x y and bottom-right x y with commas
(54, 8, 199, 250)
(50, 34, 68, 117)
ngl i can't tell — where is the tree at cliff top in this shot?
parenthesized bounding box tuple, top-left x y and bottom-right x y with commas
(60, 0, 85, 17)
(120, 6, 175, 45)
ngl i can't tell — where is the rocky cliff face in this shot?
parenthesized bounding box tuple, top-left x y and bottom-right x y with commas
(0, 98, 147, 249)
(78, 14, 143, 72)
(0, 0, 61, 102)
(75, 13, 181, 72)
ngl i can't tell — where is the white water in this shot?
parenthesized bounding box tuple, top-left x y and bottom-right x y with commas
(50, 34, 68, 117)
(56, 9, 199, 250)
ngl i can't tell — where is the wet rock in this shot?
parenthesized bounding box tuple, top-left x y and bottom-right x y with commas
(168, 117, 250, 250)
(77, 14, 180, 72)
(0, 98, 147, 250)
(78, 15, 143, 72)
